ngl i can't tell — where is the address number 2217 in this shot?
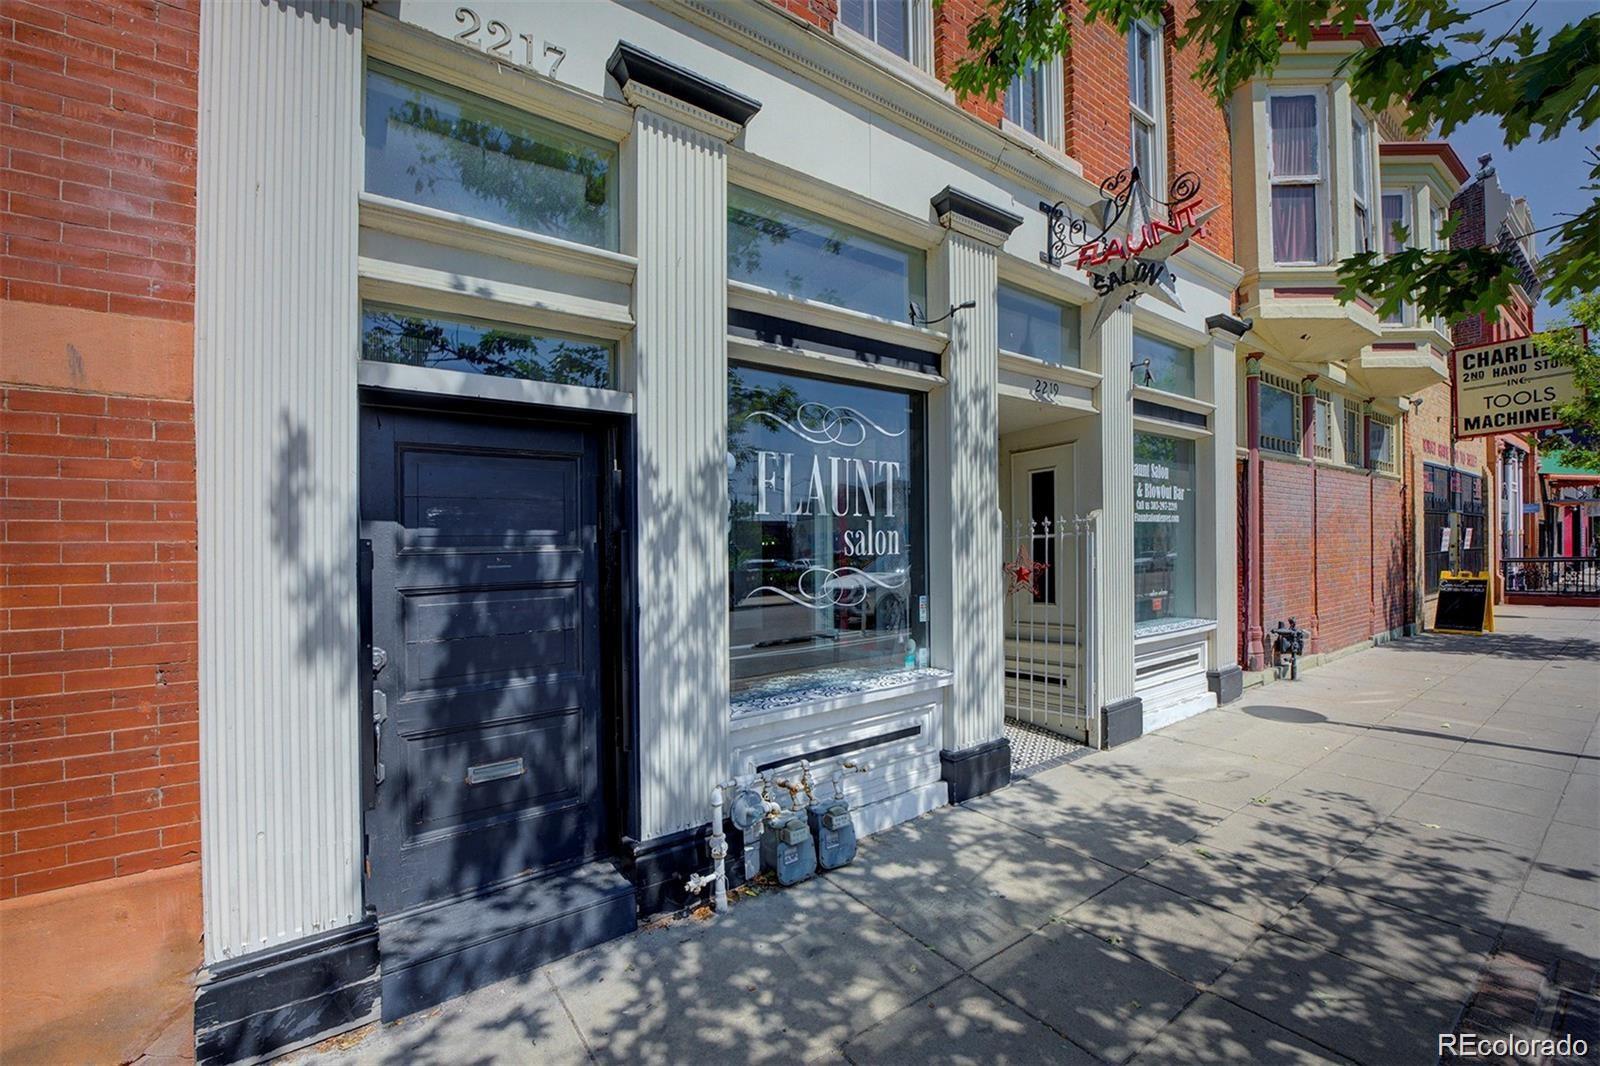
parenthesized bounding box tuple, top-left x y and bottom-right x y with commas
(453, 6, 566, 77)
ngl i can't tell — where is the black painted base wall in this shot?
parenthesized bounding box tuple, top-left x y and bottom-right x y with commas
(620, 824, 711, 917)
(940, 737, 1012, 803)
(193, 921, 379, 1066)
(1101, 696, 1144, 748)
(1207, 665, 1244, 705)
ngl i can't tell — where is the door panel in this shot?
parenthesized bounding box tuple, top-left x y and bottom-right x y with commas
(1008, 444, 1077, 627)
(362, 404, 605, 915)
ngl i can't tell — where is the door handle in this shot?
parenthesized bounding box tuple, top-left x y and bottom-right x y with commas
(371, 645, 388, 786)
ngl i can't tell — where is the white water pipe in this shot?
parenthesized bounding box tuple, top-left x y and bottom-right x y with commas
(685, 779, 740, 912)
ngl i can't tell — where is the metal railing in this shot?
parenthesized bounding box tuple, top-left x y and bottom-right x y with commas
(1004, 512, 1100, 745)
(1501, 557, 1600, 597)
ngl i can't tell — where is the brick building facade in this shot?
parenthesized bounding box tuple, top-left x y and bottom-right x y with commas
(2, 0, 200, 900)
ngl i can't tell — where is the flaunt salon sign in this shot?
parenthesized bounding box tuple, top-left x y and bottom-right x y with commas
(1453, 332, 1581, 438)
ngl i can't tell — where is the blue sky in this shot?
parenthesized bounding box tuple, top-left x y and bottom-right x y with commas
(1431, 0, 1598, 325)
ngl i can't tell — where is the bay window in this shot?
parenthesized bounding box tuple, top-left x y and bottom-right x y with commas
(1268, 92, 1324, 264)
(999, 283, 1080, 366)
(1128, 21, 1165, 186)
(1381, 190, 1410, 324)
(1368, 415, 1396, 473)
(364, 62, 618, 250)
(1352, 115, 1374, 253)
(728, 364, 927, 696)
(1134, 433, 1198, 626)
(728, 188, 926, 323)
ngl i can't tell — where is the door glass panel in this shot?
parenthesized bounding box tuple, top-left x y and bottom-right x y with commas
(1028, 468, 1057, 604)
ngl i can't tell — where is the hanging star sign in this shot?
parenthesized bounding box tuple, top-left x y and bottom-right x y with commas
(1082, 201, 1221, 337)
(1003, 545, 1048, 596)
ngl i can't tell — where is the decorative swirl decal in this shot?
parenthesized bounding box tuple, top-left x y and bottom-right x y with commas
(744, 402, 905, 446)
(1041, 166, 1206, 268)
(742, 565, 907, 609)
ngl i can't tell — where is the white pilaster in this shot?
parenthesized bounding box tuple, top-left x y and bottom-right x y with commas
(196, 0, 364, 963)
(1203, 337, 1241, 670)
(1087, 305, 1137, 706)
(930, 230, 1002, 753)
(625, 105, 731, 840)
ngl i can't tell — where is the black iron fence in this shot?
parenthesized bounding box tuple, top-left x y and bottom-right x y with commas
(1501, 557, 1600, 598)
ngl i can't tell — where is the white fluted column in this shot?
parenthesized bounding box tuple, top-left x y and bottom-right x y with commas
(1205, 335, 1241, 685)
(625, 101, 733, 841)
(1089, 304, 1138, 711)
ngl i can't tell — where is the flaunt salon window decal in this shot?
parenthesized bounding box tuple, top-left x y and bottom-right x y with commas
(728, 365, 927, 697)
(1040, 167, 1218, 336)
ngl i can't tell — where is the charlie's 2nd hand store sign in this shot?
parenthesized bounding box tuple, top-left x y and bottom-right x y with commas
(1453, 332, 1580, 438)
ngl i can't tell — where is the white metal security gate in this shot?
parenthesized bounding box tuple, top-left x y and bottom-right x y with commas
(1004, 512, 1100, 744)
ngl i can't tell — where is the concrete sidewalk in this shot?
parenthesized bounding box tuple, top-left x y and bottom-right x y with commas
(301, 606, 1599, 1066)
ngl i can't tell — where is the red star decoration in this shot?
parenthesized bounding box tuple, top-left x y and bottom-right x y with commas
(1003, 545, 1049, 595)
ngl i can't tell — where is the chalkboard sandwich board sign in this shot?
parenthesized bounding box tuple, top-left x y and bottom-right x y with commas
(1433, 571, 1494, 634)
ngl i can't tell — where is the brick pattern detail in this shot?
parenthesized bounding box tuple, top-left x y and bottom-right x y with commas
(1062, 3, 1130, 184)
(1, 0, 199, 320)
(1, 387, 198, 899)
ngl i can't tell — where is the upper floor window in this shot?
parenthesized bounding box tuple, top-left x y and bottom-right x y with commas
(1007, 62, 1045, 139)
(998, 283, 1080, 366)
(1381, 190, 1411, 324)
(1268, 92, 1325, 265)
(1134, 329, 1195, 397)
(1342, 402, 1363, 467)
(1368, 414, 1396, 473)
(364, 62, 618, 250)
(840, 0, 929, 68)
(1312, 392, 1334, 460)
(728, 188, 926, 322)
(1128, 22, 1166, 187)
(1351, 115, 1374, 253)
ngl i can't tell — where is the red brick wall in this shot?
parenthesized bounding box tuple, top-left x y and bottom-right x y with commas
(1260, 459, 1315, 630)
(1062, 3, 1130, 183)
(770, 0, 837, 32)
(1314, 465, 1374, 651)
(1, 389, 198, 898)
(1254, 456, 1411, 665)
(1, 0, 199, 900)
(932, 0, 1006, 124)
(1164, 0, 1231, 261)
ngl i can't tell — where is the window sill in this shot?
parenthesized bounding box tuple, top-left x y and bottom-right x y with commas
(730, 667, 954, 722)
(728, 281, 948, 354)
(1134, 618, 1216, 643)
(999, 351, 1101, 390)
(830, 23, 946, 99)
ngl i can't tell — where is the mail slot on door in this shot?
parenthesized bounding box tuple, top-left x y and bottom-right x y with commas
(466, 757, 526, 785)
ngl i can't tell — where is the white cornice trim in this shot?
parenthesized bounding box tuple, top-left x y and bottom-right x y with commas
(622, 82, 742, 141)
(728, 334, 946, 390)
(357, 260, 635, 341)
(662, 0, 1107, 214)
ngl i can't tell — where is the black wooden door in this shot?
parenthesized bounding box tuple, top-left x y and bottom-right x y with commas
(361, 404, 606, 914)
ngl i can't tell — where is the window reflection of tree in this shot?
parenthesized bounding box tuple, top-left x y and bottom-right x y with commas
(727, 369, 802, 602)
(361, 311, 610, 389)
(382, 91, 612, 246)
(729, 204, 848, 307)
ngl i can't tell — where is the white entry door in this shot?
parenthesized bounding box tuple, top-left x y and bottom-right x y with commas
(1008, 444, 1077, 628)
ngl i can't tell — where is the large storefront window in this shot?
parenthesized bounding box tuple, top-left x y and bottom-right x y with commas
(364, 62, 618, 249)
(1134, 433, 1198, 626)
(728, 188, 926, 322)
(728, 365, 927, 695)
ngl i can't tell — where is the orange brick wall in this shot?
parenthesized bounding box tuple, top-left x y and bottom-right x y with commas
(1163, 0, 1231, 261)
(1, 0, 199, 900)
(933, 0, 1004, 125)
